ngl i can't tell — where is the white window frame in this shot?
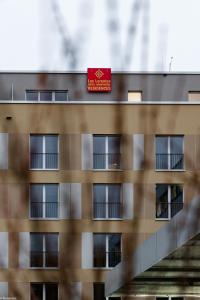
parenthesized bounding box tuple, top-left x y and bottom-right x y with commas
(30, 233, 59, 269)
(30, 283, 59, 300)
(29, 184, 59, 220)
(93, 233, 121, 269)
(93, 184, 122, 220)
(29, 134, 59, 170)
(155, 184, 184, 220)
(155, 135, 184, 171)
(93, 135, 121, 170)
(25, 90, 68, 102)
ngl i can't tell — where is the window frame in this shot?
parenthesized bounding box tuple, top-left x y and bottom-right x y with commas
(30, 233, 59, 269)
(93, 135, 121, 170)
(155, 135, 184, 171)
(155, 184, 184, 220)
(93, 233, 122, 269)
(29, 134, 59, 170)
(30, 282, 59, 300)
(29, 183, 59, 220)
(92, 184, 122, 220)
(25, 90, 68, 102)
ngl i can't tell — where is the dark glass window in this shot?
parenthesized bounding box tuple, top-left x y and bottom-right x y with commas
(40, 91, 52, 101)
(30, 135, 58, 169)
(31, 283, 58, 300)
(156, 136, 183, 170)
(93, 184, 121, 219)
(156, 184, 183, 219)
(30, 233, 58, 268)
(26, 91, 39, 101)
(93, 233, 121, 268)
(93, 283, 121, 300)
(55, 91, 68, 101)
(93, 135, 121, 169)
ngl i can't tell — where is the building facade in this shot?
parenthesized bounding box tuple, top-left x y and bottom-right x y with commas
(0, 71, 199, 299)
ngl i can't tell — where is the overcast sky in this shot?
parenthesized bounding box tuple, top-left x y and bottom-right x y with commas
(0, 0, 199, 72)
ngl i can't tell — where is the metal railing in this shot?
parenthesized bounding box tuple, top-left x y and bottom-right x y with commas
(93, 153, 121, 169)
(156, 201, 183, 219)
(30, 202, 59, 218)
(30, 153, 58, 169)
(93, 202, 122, 219)
(30, 251, 58, 268)
(93, 251, 121, 268)
(156, 153, 184, 170)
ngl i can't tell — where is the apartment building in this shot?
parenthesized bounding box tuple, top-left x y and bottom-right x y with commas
(0, 71, 199, 299)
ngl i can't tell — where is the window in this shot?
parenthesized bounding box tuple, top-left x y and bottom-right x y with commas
(26, 90, 68, 102)
(93, 135, 121, 169)
(128, 91, 142, 101)
(155, 136, 184, 170)
(30, 233, 58, 268)
(30, 184, 59, 219)
(93, 233, 121, 268)
(156, 184, 183, 219)
(30, 135, 58, 169)
(93, 283, 121, 300)
(188, 91, 200, 101)
(31, 283, 58, 300)
(93, 184, 122, 219)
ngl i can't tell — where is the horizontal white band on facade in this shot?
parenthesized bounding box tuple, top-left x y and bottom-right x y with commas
(0, 100, 200, 104)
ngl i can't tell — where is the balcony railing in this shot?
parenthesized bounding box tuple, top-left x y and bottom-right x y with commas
(93, 202, 122, 219)
(93, 153, 121, 169)
(156, 153, 184, 170)
(156, 201, 183, 219)
(30, 153, 58, 169)
(93, 251, 121, 268)
(30, 251, 58, 268)
(30, 202, 59, 218)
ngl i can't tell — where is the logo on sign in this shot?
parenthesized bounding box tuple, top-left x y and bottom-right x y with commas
(87, 68, 111, 92)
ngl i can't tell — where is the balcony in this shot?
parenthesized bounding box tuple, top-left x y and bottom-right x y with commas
(30, 202, 59, 219)
(30, 153, 58, 169)
(156, 153, 184, 170)
(156, 201, 183, 219)
(93, 202, 122, 219)
(93, 153, 121, 169)
(30, 251, 59, 268)
(94, 251, 121, 268)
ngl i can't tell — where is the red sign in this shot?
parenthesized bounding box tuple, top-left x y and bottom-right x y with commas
(87, 68, 111, 92)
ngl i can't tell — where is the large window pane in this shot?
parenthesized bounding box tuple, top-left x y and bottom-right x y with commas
(45, 283, 58, 300)
(94, 234, 106, 267)
(156, 185, 168, 219)
(40, 91, 52, 101)
(93, 136, 106, 169)
(30, 234, 43, 267)
(93, 283, 105, 300)
(170, 136, 183, 169)
(45, 135, 58, 169)
(26, 91, 38, 101)
(30, 184, 43, 218)
(93, 185, 106, 218)
(30, 136, 43, 169)
(45, 184, 58, 218)
(108, 234, 121, 267)
(45, 234, 58, 267)
(171, 185, 183, 217)
(108, 136, 120, 169)
(31, 283, 43, 300)
(55, 91, 67, 101)
(156, 136, 168, 169)
(108, 185, 121, 218)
